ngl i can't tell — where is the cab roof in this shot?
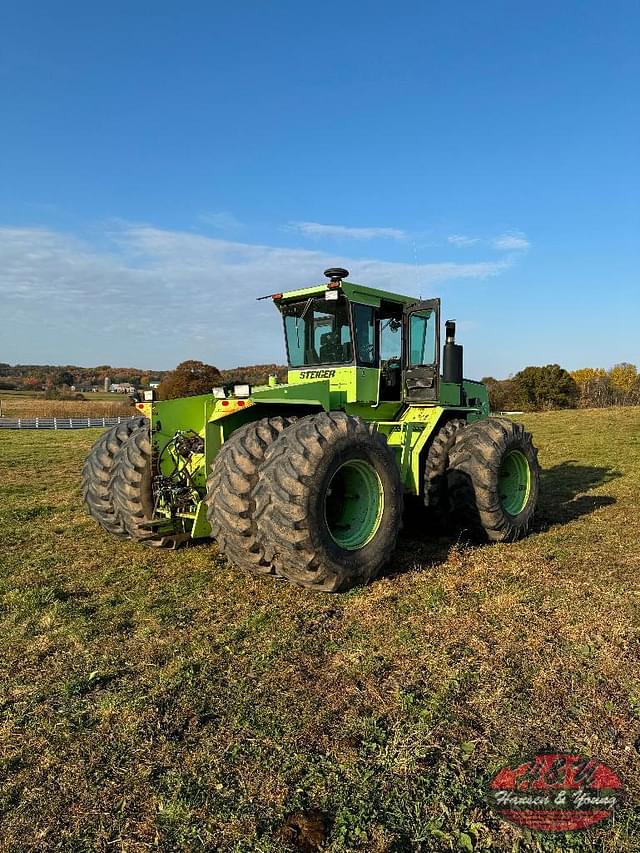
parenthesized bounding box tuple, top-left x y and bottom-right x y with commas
(275, 280, 418, 309)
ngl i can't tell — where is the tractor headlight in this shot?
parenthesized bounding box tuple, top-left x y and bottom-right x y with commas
(233, 384, 251, 397)
(143, 389, 156, 402)
(212, 387, 227, 399)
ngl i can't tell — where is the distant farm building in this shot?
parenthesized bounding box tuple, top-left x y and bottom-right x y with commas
(110, 382, 137, 394)
(71, 384, 99, 393)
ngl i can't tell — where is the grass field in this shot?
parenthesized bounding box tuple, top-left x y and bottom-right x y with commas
(0, 390, 119, 401)
(0, 393, 133, 419)
(1, 408, 639, 852)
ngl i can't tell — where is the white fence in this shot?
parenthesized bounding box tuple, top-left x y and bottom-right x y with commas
(0, 416, 139, 430)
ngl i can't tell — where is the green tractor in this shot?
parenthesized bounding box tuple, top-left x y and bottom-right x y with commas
(82, 268, 540, 592)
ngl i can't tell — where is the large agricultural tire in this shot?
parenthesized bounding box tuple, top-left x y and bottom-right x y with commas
(253, 412, 404, 592)
(447, 417, 540, 542)
(112, 427, 176, 547)
(81, 417, 148, 538)
(205, 416, 296, 575)
(423, 417, 466, 527)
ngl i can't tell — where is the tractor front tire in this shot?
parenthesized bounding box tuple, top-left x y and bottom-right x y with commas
(253, 412, 403, 592)
(423, 417, 466, 527)
(447, 418, 540, 542)
(205, 416, 295, 575)
(81, 417, 148, 538)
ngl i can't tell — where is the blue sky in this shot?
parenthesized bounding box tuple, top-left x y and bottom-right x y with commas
(1, 0, 638, 377)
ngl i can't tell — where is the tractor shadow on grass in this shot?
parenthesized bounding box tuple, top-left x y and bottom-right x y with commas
(389, 499, 460, 577)
(389, 461, 621, 577)
(533, 460, 620, 531)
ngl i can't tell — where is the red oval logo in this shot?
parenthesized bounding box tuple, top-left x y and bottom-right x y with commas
(488, 752, 623, 832)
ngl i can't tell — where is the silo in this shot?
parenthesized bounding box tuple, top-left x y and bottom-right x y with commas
(104, 376, 112, 392)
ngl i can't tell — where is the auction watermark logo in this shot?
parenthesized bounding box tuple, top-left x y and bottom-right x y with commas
(487, 752, 623, 832)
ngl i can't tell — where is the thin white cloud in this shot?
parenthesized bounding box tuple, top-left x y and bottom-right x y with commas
(0, 223, 515, 368)
(493, 231, 530, 250)
(289, 221, 407, 241)
(448, 234, 480, 248)
(198, 211, 243, 231)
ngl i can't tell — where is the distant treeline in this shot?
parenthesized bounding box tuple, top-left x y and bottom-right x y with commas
(484, 363, 640, 411)
(0, 362, 289, 392)
(0, 363, 167, 391)
(219, 363, 288, 386)
(2, 360, 639, 412)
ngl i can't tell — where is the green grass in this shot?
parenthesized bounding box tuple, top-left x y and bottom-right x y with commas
(1, 409, 639, 852)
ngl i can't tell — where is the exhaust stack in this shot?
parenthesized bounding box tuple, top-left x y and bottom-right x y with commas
(443, 320, 463, 384)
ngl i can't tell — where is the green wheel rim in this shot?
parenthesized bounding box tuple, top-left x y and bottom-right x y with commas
(498, 449, 532, 516)
(324, 459, 384, 550)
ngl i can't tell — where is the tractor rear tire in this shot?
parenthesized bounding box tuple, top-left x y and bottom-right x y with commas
(112, 426, 175, 547)
(253, 412, 403, 592)
(447, 418, 540, 542)
(81, 417, 148, 538)
(205, 416, 295, 575)
(423, 418, 466, 527)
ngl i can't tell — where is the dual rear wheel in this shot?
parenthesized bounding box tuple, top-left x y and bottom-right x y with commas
(80, 417, 148, 539)
(206, 412, 404, 591)
(81, 419, 179, 547)
(447, 417, 539, 542)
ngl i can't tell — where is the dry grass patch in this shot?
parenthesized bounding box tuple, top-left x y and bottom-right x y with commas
(0, 397, 133, 418)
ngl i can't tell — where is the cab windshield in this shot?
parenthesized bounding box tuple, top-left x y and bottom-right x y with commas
(282, 296, 353, 367)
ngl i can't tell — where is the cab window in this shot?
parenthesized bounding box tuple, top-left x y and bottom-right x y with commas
(409, 310, 437, 365)
(380, 317, 402, 360)
(282, 296, 353, 366)
(352, 303, 376, 366)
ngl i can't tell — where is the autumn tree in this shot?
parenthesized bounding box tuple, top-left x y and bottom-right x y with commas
(23, 376, 43, 391)
(54, 369, 75, 388)
(570, 368, 612, 407)
(158, 360, 222, 400)
(513, 364, 578, 411)
(219, 363, 288, 387)
(481, 377, 521, 412)
(608, 363, 639, 404)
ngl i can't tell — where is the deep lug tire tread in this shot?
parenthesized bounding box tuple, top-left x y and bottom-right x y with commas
(423, 417, 466, 526)
(447, 417, 540, 542)
(253, 412, 404, 592)
(205, 416, 296, 575)
(81, 417, 148, 538)
(112, 427, 175, 547)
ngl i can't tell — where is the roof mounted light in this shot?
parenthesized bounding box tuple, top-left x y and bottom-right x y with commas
(324, 267, 349, 284)
(256, 292, 283, 301)
(233, 384, 251, 398)
(212, 386, 227, 399)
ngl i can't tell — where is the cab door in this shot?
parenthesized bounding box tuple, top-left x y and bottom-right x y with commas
(403, 299, 440, 402)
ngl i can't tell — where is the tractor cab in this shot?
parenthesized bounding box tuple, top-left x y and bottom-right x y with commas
(275, 268, 451, 408)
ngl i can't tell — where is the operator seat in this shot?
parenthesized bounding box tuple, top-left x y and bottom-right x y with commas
(319, 331, 343, 363)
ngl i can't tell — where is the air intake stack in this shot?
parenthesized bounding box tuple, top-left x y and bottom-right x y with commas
(443, 320, 463, 384)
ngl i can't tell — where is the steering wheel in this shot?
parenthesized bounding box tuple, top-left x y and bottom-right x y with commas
(383, 356, 401, 369)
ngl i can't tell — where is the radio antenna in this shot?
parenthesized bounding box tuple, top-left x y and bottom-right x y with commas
(412, 238, 422, 299)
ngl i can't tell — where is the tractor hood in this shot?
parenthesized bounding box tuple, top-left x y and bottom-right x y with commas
(251, 378, 331, 410)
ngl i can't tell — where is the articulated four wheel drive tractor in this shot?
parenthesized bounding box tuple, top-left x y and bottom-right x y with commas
(82, 268, 540, 592)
